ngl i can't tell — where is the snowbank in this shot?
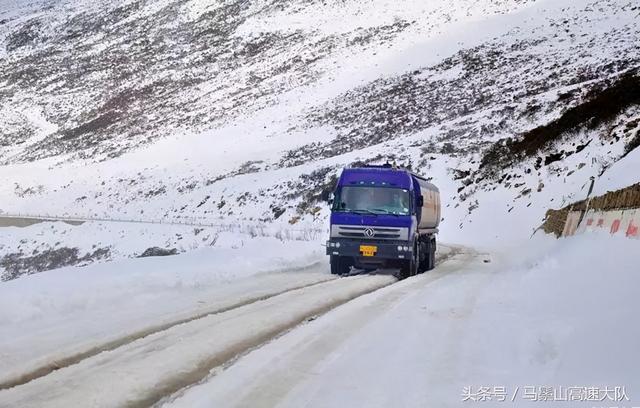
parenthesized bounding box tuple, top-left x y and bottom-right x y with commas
(0, 234, 324, 324)
(459, 233, 640, 404)
(0, 220, 325, 280)
(593, 148, 640, 196)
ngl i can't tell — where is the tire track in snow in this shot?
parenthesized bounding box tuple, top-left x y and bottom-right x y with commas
(0, 275, 398, 408)
(0, 245, 460, 407)
(0, 263, 334, 391)
(213, 248, 478, 408)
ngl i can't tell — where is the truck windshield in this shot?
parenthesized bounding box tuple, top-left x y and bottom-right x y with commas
(333, 186, 411, 215)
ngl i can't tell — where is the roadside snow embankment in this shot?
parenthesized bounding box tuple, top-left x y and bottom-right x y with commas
(472, 234, 640, 393)
(0, 220, 324, 281)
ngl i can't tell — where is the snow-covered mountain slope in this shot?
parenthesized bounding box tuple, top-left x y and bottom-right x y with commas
(1, 0, 639, 266)
(0, 0, 538, 162)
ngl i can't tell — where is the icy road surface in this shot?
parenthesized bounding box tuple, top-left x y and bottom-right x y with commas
(0, 236, 326, 389)
(7, 237, 635, 408)
(160, 248, 481, 408)
(0, 245, 460, 408)
(0, 274, 397, 408)
(0, 267, 334, 389)
(160, 235, 640, 408)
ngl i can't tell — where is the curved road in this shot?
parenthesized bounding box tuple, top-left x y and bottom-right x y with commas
(0, 245, 481, 408)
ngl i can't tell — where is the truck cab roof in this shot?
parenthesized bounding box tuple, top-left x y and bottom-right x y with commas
(338, 167, 413, 190)
(337, 166, 437, 192)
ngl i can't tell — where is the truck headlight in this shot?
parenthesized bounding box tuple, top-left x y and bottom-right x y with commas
(335, 242, 340, 248)
(397, 245, 403, 251)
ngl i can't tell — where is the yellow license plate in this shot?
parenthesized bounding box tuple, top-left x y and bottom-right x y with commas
(360, 245, 377, 257)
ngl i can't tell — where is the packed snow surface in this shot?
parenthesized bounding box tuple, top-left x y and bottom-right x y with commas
(0, 234, 325, 386)
(0, 274, 396, 408)
(161, 234, 640, 408)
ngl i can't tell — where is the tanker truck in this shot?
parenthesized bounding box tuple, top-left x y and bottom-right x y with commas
(326, 164, 441, 278)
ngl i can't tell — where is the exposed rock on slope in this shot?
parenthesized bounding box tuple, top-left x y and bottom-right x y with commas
(0, 0, 639, 251)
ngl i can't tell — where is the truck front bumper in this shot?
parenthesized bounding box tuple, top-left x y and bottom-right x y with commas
(326, 239, 413, 261)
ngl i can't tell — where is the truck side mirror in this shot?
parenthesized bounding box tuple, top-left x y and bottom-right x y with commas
(417, 196, 424, 207)
(328, 193, 334, 206)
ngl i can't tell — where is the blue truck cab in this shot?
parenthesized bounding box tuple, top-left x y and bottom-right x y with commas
(326, 165, 441, 278)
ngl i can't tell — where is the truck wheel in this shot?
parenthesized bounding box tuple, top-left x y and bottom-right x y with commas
(426, 237, 436, 271)
(418, 240, 428, 274)
(330, 256, 352, 275)
(418, 237, 437, 272)
(399, 245, 418, 279)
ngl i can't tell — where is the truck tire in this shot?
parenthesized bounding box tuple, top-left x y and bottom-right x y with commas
(330, 255, 352, 275)
(418, 239, 427, 274)
(399, 244, 418, 279)
(426, 237, 436, 271)
(419, 236, 436, 273)
(416, 236, 427, 274)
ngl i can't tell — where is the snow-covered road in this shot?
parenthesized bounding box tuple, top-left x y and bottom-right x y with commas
(0, 273, 399, 408)
(160, 247, 484, 408)
(160, 235, 640, 408)
(3, 235, 637, 408)
(0, 245, 467, 408)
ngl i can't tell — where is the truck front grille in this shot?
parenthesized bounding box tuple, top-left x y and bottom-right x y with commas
(331, 225, 408, 240)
